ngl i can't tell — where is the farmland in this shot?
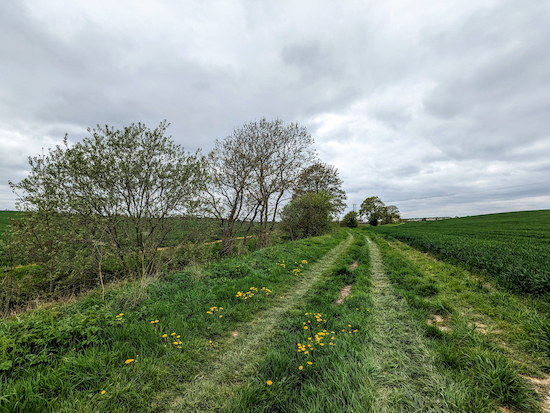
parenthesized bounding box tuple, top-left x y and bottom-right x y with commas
(2, 213, 550, 412)
(370, 210, 550, 296)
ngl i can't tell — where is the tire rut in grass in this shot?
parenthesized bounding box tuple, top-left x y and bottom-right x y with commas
(366, 236, 481, 413)
(168, 233, 355, 412)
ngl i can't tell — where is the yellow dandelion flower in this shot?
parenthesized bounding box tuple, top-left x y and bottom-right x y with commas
(125, 359, 134, 364)
(304, 351, 309, 354)
(150, 320, 155, 324)
(298, 365, 303, 370)
(267, 380, 273, 385)
(307, 361, 313, 365)
(101, 390, 106, 395)
(155, 320, 159, 323)
(171, 332, 176, 336)
(219, 307, 223, 310)
(304, 326, 308, 330)
(162, 334, 167, 338)
(219, 315, 223, 318)
(176, 335, 181, 338)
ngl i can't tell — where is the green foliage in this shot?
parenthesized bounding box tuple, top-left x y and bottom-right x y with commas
(280, 191, 338, 240)
(292, 162, 347, 214)
(359, 196, 386, 226)
(6, 122, 208, 306)
(340, 211, 359, 228)
(370, 210, 550, 296)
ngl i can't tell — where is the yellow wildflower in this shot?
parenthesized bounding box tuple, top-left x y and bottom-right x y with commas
(162, 334, 167, 338)
(101, 390, 106, 395)
(125, 359, 134, 364)
(267, 380, 273, 385)
(298, 365, 303, 370)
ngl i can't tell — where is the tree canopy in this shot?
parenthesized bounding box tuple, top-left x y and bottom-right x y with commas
(292, 162, 347, 213)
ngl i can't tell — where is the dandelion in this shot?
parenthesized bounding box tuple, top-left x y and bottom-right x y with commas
(304, 326, 308, 330)
(162, 334, 167, 338)
(267, 380, 273, 386)
(173, 341, 179, 345)
(298, 365, 303, 370)
(307, 361, 313, 365)
(100, 390, 106, 395)
(171, 332, 176, 336)
(125, 359, 135, 364)
(176, 335, 181, 338)
(219, 315, 223, 318)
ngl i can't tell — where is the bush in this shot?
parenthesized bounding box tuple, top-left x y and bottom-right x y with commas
(279, 191, 337, 240)
(340, 211, 358, 228)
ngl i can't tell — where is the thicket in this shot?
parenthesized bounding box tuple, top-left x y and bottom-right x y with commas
(370, 211, 550, 296)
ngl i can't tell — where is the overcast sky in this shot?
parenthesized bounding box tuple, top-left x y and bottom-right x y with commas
(1, 0, 549, 218)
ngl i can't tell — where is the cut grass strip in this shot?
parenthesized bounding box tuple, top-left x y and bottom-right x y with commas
(167, 232, 355, 412)
(223, 234, 375, 412)
(370, 233, 542, 412)
(365, 236, 500, 413)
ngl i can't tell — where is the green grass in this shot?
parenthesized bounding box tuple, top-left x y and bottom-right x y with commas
(370, 210, 550, 295)
(368, 232, 543, 412)
(0, 229, 348, 412)
(2, 221, 549, 412)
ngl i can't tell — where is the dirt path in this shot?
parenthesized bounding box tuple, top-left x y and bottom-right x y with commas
(365, 236, 475, 412)
(168, 233, 355, 412)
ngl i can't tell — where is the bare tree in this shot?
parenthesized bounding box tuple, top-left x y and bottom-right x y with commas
(246, 118, 316, 247)
(205, 129, 261, 255)
(205, 118, 316, 251)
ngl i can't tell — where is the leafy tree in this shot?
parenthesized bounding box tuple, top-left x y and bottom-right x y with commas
(292, 162, 347, 213)
(10, 121, 207, 292)
(359, 196, 386, 226)
(382, 205, 401, 224)
(340, 210, 359, 228)
(280, 191, 337, 240)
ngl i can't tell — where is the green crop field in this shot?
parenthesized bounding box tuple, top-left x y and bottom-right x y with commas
(369, 210, 550, 296)
(0, 211, 22, 237)
(2, 220, 550, 412)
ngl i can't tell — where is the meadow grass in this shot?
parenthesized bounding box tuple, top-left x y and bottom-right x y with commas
(0, 230, 347, 412)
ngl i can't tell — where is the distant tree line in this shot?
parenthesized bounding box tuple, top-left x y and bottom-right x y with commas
(3, 118, 347, 306)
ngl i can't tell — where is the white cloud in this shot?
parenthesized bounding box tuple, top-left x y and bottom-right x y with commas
(1, 0, 549, 217)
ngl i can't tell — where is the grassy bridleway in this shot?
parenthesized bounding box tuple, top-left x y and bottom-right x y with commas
(365, 234, 544, 413)
(168, 233, 355, 412)
(364, 236, 484, 412)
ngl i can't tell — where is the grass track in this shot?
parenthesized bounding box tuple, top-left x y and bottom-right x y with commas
(366, 236, 500, 412)
(368, 233, 544, 412)
(168, 232, 355, 411)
